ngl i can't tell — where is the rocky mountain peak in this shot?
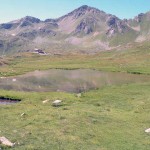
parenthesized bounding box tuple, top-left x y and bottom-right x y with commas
(58, 5, 104, 21)
(19, 16, 41, 27)
(0, 16, 41, 30)
(71, 5, 104, 17)
(75, 5, 101, 12)
(75, 5, 93, 12)
(76, 5, 89, 10)
(22, 16, 41, 23)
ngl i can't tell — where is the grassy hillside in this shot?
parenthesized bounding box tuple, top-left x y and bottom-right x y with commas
(0, 43, 150, 77)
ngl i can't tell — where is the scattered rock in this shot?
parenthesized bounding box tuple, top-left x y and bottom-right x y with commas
(20, 113, 26, 117)
(43, 99, 49, 104)
(145, 128, 150, 133)
(52, 100, 62, 107)
(0, 137, 14, 147)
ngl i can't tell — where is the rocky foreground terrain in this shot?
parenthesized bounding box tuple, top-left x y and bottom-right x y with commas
(0, 5, 150, 54)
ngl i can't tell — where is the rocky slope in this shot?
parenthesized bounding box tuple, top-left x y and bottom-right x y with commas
(0, 5, 150, 55)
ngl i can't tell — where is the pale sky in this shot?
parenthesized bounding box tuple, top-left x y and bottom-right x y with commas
(0, 0, 150, 23)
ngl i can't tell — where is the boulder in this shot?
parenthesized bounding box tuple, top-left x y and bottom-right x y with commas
(52, 100, 62, 107)
(0, 137, 14, 147)
(145, 128, 150, 133)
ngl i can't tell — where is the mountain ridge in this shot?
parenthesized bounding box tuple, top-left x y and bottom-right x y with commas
(0, 5, 150, 55)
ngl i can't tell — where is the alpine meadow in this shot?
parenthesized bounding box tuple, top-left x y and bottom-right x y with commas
(0, 1, 150, 150)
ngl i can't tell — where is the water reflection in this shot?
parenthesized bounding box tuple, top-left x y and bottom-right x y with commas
(0, 69, 149, 93)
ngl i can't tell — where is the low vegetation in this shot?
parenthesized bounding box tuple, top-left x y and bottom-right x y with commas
(0, 83, 150, 149)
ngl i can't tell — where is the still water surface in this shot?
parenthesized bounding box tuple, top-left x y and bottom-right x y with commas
(0, 69, 150, 93)
(0, 99, 20, 105)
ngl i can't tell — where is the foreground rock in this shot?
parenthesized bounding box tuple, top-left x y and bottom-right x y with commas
(145, 128, 150, 133)
(20, 113, 26, 117)
(52, 100, 62, 107)
(43, 99, 50, 104)
(0, 137, 14, 147)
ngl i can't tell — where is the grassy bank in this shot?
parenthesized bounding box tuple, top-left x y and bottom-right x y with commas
(0, 83, 150, 149)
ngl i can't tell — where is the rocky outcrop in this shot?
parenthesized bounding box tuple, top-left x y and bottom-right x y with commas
(106, 16, 129, 36)
(75, 17, 96, 34)
(134, 13, 145, 23)
(0, 23, 13, 29)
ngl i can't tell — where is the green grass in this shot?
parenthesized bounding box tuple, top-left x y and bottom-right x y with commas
(0, 83, 150, 150)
